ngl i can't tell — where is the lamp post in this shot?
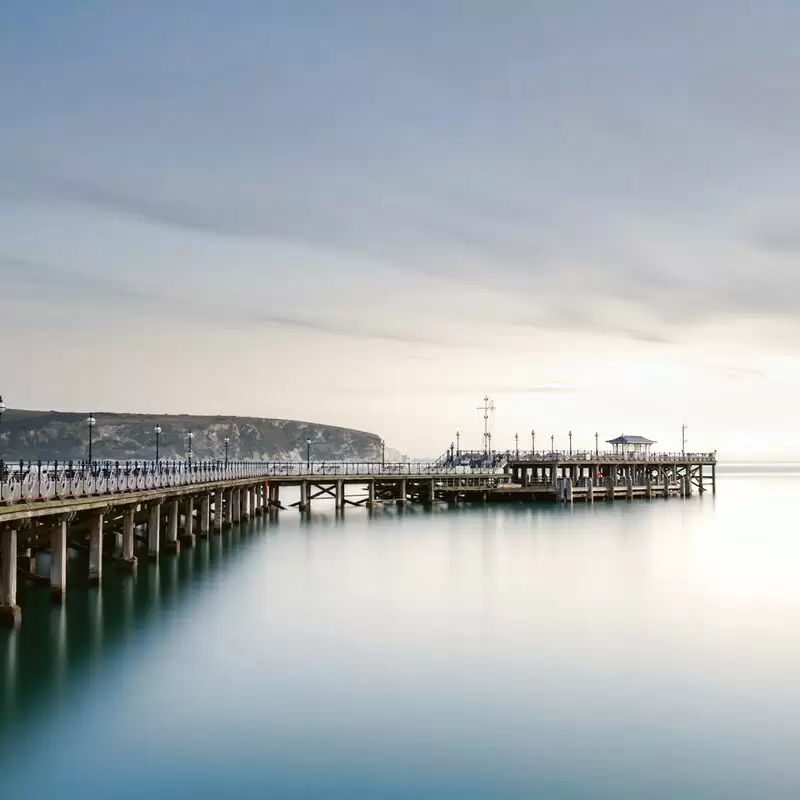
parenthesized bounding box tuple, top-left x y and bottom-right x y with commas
(568, 430, 573, 456)
(154, 424, 162, 462)
(550, 434, 554, 453)
(86, 413, 96, 464)
(0, 395, 5, 464)
(531, 429, 535, 455)
(456, 430, 460, 455)
(487, 431, 492, 458)
(224, 436, 230, 467)
(187, 430, 194, 462)
(381, 438, 386, 468)
(595, 432, 599, 456)
(515, 432, 519, 459)
(306, 438, 311, 470)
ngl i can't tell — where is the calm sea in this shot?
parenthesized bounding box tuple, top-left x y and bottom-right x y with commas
(2, 465, 800, 798)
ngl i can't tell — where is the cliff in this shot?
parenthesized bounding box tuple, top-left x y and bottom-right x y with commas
(0, 409, 384, 463)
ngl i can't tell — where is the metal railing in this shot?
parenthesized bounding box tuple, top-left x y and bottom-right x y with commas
(446, 449, 716, 464)
(432, 475, 515, 489)
(0, 459, 500, 506)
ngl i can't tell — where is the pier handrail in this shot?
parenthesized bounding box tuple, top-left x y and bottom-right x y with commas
(0, 459, 502, 506)
(453, 449, 716, 463)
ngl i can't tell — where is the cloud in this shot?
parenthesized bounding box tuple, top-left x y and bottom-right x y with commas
(0, 251, 495, 349)
(0, 253, 161, 304)
(753, 223, 800, 256)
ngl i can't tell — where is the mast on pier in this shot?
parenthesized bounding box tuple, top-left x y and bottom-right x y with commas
(476, 395, 495, 462)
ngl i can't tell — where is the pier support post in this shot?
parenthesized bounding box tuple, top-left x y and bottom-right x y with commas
(121, 506, 137, 571)
(605, 476, 615, 501)
(712, 463, 716, 495)
(587, 477, 594, 503)
(397, 479, 407, 506)
(149, 502, 162, 559)
(164, 500, 180, 554)
(19, 548, 35, 574)
(241, 488, 249, 521)
(224, 489, 234, 528)
(299, 482, 310, 513)
(335, 480, 344, 510)
(232, 489, 241, 525)
(214, 490, 224, 534)
(88, 512, 104, 585)
(428, 480, 435, 506)
(268, 484, 278, 513)
(181, 497, 195, 546)
(626, 476, 634, 500)
(200, 494, 211, 539)
(0, 528, 21, 628)
(50, 519, 68, 604)
(366, 481, 375, 508)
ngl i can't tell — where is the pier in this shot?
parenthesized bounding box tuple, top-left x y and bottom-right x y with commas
(0, 446, 716, 627)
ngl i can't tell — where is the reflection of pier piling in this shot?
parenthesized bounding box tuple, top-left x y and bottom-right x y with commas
(0, 451, 716, 628)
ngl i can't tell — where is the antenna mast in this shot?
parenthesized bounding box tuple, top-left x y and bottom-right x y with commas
(477, 395, 495, 455)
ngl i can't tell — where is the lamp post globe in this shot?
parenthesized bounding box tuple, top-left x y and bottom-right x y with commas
(306, 438, 311, 470)
(224, 436, 230, 467)
(154, 424, 162, 462)
(187, 430, 194, 462)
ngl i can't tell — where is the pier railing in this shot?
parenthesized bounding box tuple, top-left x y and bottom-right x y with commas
(0, 459, 499, 505)
(450, 450, 716, 464)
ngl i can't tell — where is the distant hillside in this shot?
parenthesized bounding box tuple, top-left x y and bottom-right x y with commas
(0, 410, 384, 463)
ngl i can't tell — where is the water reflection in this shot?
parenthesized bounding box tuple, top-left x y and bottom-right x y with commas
(3, 481, 800, 798)
(0, 517, 270, 750)
(2, 630, 15, 720)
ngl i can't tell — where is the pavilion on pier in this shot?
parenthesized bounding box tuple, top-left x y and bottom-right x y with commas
(606, 434, 655, 456)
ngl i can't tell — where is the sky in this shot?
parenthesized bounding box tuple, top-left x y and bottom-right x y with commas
(2, 1, 800, 458)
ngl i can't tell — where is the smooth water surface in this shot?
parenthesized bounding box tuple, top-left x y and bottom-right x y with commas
(2, 468, 800, 798)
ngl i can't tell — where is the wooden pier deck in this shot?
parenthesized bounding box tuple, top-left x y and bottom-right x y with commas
(0, 452, 716, 627)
